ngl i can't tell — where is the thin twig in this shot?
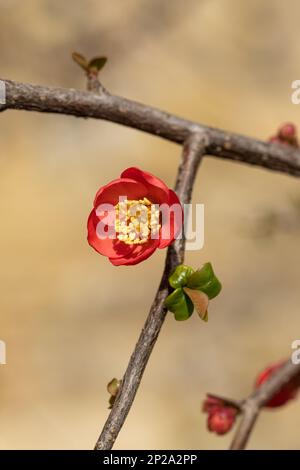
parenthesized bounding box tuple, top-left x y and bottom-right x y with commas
(206, 393, 243, 411)
(94, 131, 207, 450)
(1, 79, 300, 177)
(230, 360, 300, 450)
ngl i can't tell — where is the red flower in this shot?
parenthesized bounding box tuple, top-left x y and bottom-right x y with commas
(202, 395, 237, 436)
(207, 407, 236, 435)
(255, 361, 299, 408)
(87, 167, 182, 266)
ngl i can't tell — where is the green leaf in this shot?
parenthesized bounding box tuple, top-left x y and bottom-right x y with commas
(183, 287, 209, 321)
(72, 52, 89, 71)
(165, 288, 194, 321)
(168, 264, 194, 289)
(186, 262, 222, 299)
(88, 56, 107, 71)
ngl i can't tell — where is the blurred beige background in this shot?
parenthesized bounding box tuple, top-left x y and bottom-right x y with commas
(0, 0, 300, 450)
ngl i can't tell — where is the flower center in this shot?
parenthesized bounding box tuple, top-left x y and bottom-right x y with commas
(115, 197, 160, 245)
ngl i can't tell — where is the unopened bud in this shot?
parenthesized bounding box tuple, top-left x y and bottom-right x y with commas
(107, 378, 121, 409)
(278, 122, 296, 140)
(207, 407, 236, 435)
(269, 122, 298, 148)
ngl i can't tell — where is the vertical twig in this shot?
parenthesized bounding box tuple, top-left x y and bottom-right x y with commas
(94, 130, 208, 450)
(229, 400, 259, 450)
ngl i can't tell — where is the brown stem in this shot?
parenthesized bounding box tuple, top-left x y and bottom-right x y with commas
(1, 79, 300, 177)
(94, 132, 207, 450)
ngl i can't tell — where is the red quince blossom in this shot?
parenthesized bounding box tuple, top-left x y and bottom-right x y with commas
(87, 167, 183, 266)
(255, 361, 299, 408)
(207, 407, 236, 435)
(202, 395, 237, 436)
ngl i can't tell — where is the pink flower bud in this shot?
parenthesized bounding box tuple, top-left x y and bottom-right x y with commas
(268, 123, 298, 148)
(278, 122, 297, 140)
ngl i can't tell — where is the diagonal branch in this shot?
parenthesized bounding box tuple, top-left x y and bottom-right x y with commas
(94, 131, 207, 450)
(229, 360, 300, 450)
(2, 79, 300, 177)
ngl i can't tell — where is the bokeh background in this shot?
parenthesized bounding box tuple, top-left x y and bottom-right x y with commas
(0, 0, 300, 450)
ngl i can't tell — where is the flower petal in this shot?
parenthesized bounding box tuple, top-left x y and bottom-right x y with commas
(94, 177, 147, 207)
(109, 238, 159, 266)
(87, 210, 134, 259)
(121, 167, 170, 204)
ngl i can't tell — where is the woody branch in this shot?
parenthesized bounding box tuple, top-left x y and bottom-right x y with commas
(1, 79, 300, 176)
(1, 77, 300, 450)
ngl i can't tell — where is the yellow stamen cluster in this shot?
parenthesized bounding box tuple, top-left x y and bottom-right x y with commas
(115, 197, 160, 245)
